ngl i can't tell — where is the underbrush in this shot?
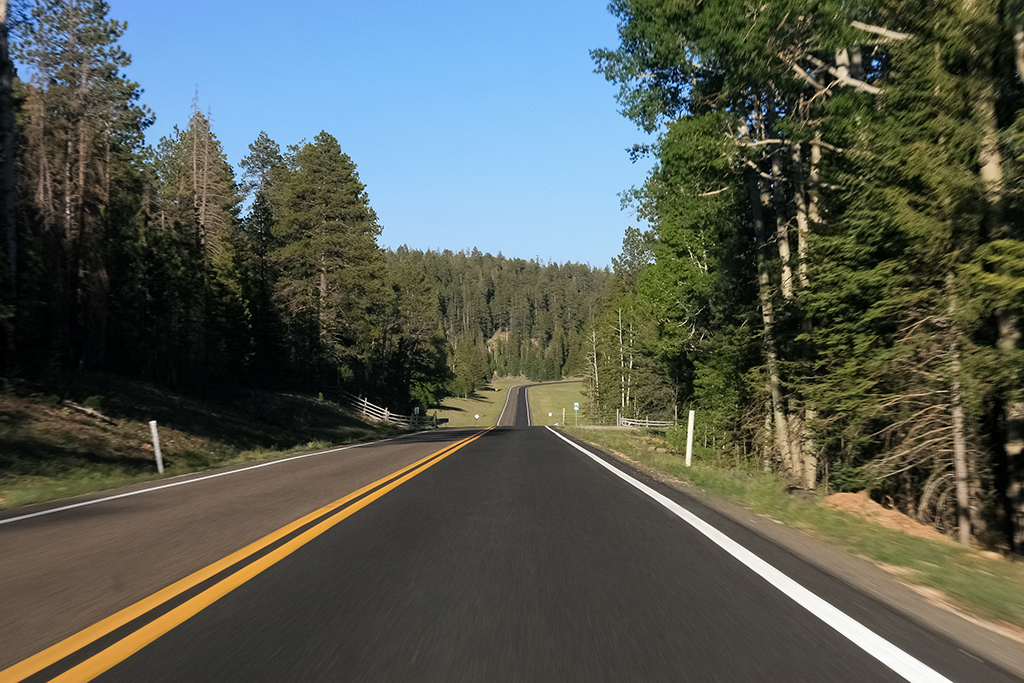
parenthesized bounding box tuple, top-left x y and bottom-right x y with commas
(563, 426, 1024, 628)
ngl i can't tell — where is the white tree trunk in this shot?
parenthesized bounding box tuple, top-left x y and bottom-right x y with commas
(947, 276, 972, 546)
(791, 142, 818, 488)
(626, 322, 634, 414)
(950, 344, 972, 546)
(771, 141, 794, 300)
(791, 144, 811, 291)
(809, 132, 822, 226)
(588, 328, 600, 419)
(618, 308, 625, 408)
(975, 78, 1023, 549)
(748, 171, 795, 476)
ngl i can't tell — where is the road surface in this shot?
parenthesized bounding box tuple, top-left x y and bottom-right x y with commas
(1, 390, 1020, 682)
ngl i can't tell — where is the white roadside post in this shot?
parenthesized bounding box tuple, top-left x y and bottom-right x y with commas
(149, 420, 164, 474)
(685, 410, 695, 467)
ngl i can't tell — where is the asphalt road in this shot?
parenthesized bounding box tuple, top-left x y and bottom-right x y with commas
(2, 395, 1021, 682)
(495, 384, 529, 427)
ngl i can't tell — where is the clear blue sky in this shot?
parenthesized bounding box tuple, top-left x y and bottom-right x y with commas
(109, 0, 654, 267)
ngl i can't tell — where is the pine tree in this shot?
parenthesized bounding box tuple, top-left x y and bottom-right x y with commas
(275, 131, 385, 385)
(14, 0, 152, 371)
(594, 0, 1024, 546)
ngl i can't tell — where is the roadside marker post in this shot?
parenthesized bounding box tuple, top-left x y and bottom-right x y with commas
(149, 420, 164, 474)
(685, 410, 695, 467)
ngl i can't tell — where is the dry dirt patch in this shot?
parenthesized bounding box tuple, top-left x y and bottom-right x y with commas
(825, 491, 953, 544)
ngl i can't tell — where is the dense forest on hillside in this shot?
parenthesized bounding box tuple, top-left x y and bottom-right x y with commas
(388, 248, 610, 391)
(583, 0, 1024, 551)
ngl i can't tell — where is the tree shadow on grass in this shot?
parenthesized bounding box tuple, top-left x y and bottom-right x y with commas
(51, 373, 381, 453)
(0, 373, 391, 484)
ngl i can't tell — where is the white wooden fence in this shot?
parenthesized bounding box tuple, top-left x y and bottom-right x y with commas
(617, 411, 676, 430)
(337, 389, 436, 429)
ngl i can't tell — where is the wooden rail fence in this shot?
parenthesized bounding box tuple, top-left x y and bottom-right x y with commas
(617, 411, 676, 430)
(335, 389, 436, 429)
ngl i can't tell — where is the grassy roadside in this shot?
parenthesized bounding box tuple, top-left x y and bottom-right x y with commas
(433, 376, 524, 427)
(559, 425, 1024, 629)
(525, 379, 586, 426)
(0, 375, 398, 510)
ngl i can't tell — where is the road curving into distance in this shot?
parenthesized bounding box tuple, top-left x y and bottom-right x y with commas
(1, 394, 1021, 682)
(495, 383, 530, 427)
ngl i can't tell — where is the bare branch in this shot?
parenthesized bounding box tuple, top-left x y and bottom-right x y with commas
(816, 140, 845, 153)
(878, 392, 949, 409)
(804, 55, 883, 95)
(743, 159, 774, 180)
(737, 138, 785, 148)
(697, 186, 732, 197)
(62, 401, 117, 425)
(790, 62, 826, 91)
(850, 20, 913, 42)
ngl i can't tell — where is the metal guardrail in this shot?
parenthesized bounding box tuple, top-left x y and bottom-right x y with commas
(336, 389, 436, 429)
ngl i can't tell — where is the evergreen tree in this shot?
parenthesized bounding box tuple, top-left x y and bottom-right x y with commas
(594, 0, 1024, 547)
(13, 0, 152, 372)
(275, 131, 385, 386)
(237, 132, 285, 381)
(239, 130, 283, 199)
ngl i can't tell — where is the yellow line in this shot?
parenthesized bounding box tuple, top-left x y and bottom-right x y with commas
(0, 430, 487, 683)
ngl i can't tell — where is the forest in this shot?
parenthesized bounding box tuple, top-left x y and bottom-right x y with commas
(584, 0, 1024, 553)
(0, 4, 611, 408)
(1, 0, 1023, 553)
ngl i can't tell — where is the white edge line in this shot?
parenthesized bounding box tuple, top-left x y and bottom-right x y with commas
(497, 385, 515, 426)
(544, 426, 954, 683)
(0, 430, 430, 527)
(524, 386, 532, 426)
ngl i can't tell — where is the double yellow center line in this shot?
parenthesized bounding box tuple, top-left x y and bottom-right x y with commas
(1, 430, 489, 683)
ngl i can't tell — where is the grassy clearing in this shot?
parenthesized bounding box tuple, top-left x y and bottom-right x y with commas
(433, 376, 524, 427)
(525, 380, 587, 426)
(0, 374, 395, 509)
(563, 426, 1024, 628)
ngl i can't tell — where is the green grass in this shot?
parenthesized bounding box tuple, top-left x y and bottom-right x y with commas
(526, 379, 587, 426)
(563, 426, 1024, 628)
(433, 376, 524, 427)
(0, 374, 397, 509)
